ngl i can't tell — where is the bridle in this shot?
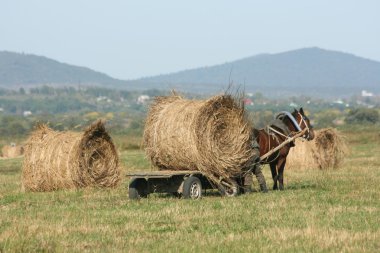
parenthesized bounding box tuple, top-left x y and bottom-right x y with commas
(260, 110, 313, 164)
(296, 112, 313, 140)
(275, 111, 313, 141)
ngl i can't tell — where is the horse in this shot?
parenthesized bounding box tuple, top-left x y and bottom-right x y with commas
(253, 108, 315, 190)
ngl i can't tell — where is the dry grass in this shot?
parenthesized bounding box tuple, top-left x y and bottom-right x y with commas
(143, 94, 255, 186)
(21, 120, 120, 192)
(1, 145, 24, 158)
(287, 128, 349, 170)
(0, 126, 380, 252)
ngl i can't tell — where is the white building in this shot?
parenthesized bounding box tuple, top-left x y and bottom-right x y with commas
(137, 95, 150, 104)
(23, 111, 32, 117)
(361, 90, 374, 97)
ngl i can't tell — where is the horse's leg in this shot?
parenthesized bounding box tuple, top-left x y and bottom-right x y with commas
(277, 158, 286, 191)
(269, 162, 278, 190)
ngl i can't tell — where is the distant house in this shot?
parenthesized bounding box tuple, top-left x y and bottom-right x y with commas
(96, 96, 111, 102)
(23, 111, 32, 117)
(243, 98, 253, 106)
(137, 95, 150, 104)
(361, 90, 374, 97)
(333, 100, 350, 107)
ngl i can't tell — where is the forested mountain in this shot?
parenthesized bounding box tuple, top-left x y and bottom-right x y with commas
(133, 47, 380, 97)
(1, 48, 380, 97)
(0, 51, 124, 87)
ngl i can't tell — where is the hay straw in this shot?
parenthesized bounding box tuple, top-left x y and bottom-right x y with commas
(143, 94, 256, 185)
(1, 145, 24, 158)
(22, 120, 120, 192)
(287, 128, 349, 170)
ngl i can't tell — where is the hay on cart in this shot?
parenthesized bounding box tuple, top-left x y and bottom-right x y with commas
(143, 94, 256, 186)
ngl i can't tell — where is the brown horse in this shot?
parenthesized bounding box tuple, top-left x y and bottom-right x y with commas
(254, 108, 315, 190)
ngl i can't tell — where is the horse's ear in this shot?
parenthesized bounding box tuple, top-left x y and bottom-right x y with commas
(300, 107, 304, 114)
(293, 108, 298, 113)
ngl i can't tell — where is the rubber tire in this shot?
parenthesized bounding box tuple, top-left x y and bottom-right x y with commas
(182, 176, 202, 199)
(129, 178, 148, 199)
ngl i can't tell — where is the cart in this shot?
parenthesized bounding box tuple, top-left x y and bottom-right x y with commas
(127, 129, 307, 200)
(127, 170, 215, 199)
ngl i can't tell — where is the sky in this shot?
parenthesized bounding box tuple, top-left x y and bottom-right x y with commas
(0, 0, 379, 80)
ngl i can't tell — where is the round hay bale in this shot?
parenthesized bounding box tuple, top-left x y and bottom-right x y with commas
(1, 145, 24, 158)
(286, 139, 318, 170)
(286, 128, 349, 170)
(313, 128, 349, 169)
(22, 120, 120, 192)
(143, 94, 256, 185)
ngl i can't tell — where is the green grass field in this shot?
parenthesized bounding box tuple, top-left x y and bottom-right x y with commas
(1, 127, 379, 252)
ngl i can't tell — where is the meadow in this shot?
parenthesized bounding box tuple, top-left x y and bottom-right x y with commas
(0, 126, 379, 252)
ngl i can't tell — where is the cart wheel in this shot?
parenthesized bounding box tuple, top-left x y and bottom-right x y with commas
(129, 178, 148, 199)
(182, 176, 202, 199)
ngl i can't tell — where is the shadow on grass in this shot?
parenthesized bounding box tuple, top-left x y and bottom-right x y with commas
(0, 158, 23, 175)
(147, 190, 224, 200)
(0, 166, 21, 175)
(285, 181, 320, 191)
(145, 188, 269, 200)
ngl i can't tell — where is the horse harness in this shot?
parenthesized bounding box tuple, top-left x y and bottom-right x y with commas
(260, 111, 307, 163)
(259, 120, 292, 163)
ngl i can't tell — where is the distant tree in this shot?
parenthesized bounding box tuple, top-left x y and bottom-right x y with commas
(346, 108, 379, 124)
(19, 87, 26, 95)
(314, 109, 342, 127)
(39, 85, 55, 95)
(8, 121, 27, 136)
(252, 92, 264, 100)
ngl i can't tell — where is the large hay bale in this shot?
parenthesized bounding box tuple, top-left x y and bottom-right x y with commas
(22, 120, 120, 192)
(143, 94, 256, 185)
(1, 144, 24, 158)
(287, 128, 349, 170)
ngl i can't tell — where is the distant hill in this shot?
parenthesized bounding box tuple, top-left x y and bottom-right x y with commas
(131, 47, 380, 97)
(1, 48, 380, 97)
(0, 51, 124, 87)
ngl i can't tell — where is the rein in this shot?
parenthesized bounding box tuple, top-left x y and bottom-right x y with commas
(296, 112, 311, 140)
(261, 126, 289, 164)
(261, 111, 310, 163)
(276, 111, 311, 140)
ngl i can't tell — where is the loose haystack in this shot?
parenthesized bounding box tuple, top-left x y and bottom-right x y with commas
(143, 94, 256, 186)
(1, 144, 24, 158)
(22, 120, 120, 192)
(287, 128, 349, 170)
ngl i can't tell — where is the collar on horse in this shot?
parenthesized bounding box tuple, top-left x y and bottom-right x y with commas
(265, 111, 301, 148)
(275, 111, 302, 131)
(269, 119, 292, 136)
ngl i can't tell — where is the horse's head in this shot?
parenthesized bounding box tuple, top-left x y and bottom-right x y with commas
(292, 108, 315, 140)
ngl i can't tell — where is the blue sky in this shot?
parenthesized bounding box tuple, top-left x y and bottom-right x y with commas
(0, 0, 379, 79)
